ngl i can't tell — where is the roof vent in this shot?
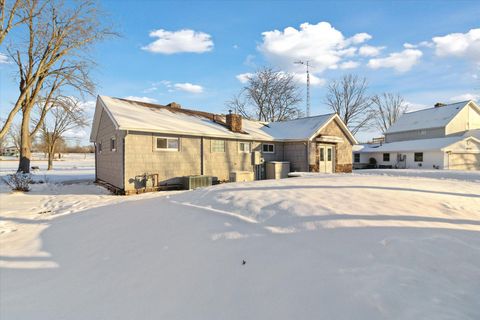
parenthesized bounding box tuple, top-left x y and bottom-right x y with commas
(434, 102, 447, 108)
(167, 102, 181, 109)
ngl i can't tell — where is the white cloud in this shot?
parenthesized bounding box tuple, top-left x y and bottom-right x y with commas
(236, 73, 253, 83)
(367, 49, 422, 72)
(291, 72, 325, 86)
(404, 101, 429, 112)
(433, 28, 480, 63)
(449, 93, 480, 102)
(258, 22, 370, 74)
(339, 60, 360, 69)
(124, 96, 158, 103)
(359, 45, 384, 57)
(142, 29, 213, 54)
(0, 53, 10, 64)
(173, 82, 204, 94)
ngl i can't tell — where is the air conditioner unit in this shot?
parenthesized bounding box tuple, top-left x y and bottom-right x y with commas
(183, 175, 212, 190)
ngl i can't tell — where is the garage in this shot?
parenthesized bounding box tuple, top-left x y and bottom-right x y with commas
(448, 153, 480, 170)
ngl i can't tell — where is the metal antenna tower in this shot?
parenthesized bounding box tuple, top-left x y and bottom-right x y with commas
(294, 60, 311, 116)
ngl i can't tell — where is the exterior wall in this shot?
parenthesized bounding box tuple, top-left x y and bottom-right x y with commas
(446, 104, 480, 134)
(313, 119, 353, 172)
(124, 132, 202, 191)
(283, 142, 308, 172)
(95, 110, 124, 189)
(366, 151, 446, 169)
(385, 127, 445, 142)
(123, 132, 284, 191)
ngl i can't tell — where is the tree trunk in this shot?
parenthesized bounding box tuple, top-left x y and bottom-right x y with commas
(47, 151, 53, 170)
(17, 110, 32, 173)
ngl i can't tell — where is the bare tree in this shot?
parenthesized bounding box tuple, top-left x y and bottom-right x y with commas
(38, 97, 87, 170)
(371, 93, 408, 133)
(227, 67, 303, 122)
(0, 0, 114, 173)
(0, 0, 31, 45)
(325, 74, 374, 134)
(7, 122, 21, 150)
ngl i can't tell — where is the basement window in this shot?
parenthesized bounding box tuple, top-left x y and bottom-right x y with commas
(414, 152, 423, 162)
(354, 153, 360, 163)
(110, 137, 116, 152)
(155, 137, 179, 151)
(262, 143, 275, 153)
(211, 139, 225, 152)
(239, 142, 251, 153)
(383, 153, 390, 162)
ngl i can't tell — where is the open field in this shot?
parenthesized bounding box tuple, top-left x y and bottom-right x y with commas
(1, 161, 479, 319)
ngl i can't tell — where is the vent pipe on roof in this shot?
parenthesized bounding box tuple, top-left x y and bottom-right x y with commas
(434, 102, 446, 108)
(167, 102, 181, 109)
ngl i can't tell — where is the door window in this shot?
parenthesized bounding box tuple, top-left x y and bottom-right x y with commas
(327, 148, 332, 161)
(320, 148, 324, 161)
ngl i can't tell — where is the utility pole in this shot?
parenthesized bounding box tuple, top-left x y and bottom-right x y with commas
(294, 60, 311, 117)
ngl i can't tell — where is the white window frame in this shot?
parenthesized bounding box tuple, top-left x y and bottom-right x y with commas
(262, 143, 275, 154)
(110, 137, 116, 152)
(211, 139, 225, 153)
(238, 141, 251, 153)
(155, 136, 180, 151)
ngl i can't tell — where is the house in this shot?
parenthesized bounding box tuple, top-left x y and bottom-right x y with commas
(90, 96, 357, 193)
(0, 146, 19, 157)
(353, 100, 480, 170)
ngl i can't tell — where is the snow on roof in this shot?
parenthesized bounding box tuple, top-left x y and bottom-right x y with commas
(96, 96, 334, 141)
(261, 114, 335, 140)
(385, 101, 471, 134)
(356, 135, 468, 153)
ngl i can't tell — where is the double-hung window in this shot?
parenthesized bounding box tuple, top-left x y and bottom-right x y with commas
(383, 153, 390, 162)
(155, 137, 179, 151)
(239, 142, 251, 153)
(414, 152, 423, 162)
(262, 143, 274, 153)
(354, 153, 360, 163)
(110, 137, 116, 152)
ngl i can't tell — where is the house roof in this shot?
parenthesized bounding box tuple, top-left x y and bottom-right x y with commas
(385, 100, 479, 134)
(91, 96, 357, 143)
(355, 132, 480, 153)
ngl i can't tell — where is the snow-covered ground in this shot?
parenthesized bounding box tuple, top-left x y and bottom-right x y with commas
(1, 164, 480, 319)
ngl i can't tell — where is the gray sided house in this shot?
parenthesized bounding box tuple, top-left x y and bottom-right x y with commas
(90, 96, 357, 194)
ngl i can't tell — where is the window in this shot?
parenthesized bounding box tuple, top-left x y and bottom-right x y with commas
(327, 148, 332, 161)
(239, 142, 251, 153)
(211, 139, 225, 152)
(262, 143, 274, 153)
(414, 152, 423, 162)
(110, 137, 116, 152)
(98, 142, 102, 153)
(320, 147, 324, 161)
(354, 153, 360, 163)
(383, 153, 390, 162)
(419, 129, 427, 136)
(155, 137, 179, 151)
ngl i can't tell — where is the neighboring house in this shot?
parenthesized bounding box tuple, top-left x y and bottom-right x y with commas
(90, 96, 357, 193)
(353, 100, 480, 170)
(0, 146, 19, 157)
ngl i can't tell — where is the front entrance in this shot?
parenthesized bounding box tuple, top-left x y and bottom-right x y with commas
(319, 145, 334, 173)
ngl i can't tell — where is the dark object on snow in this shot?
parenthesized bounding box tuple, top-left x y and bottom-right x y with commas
(242, 260, 246, 265)
(31, 166, 40, 170)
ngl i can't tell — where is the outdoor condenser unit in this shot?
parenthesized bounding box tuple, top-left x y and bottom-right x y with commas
(183, 175, 213, 190)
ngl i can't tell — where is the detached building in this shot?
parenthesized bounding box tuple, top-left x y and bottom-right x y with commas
(354, 100, 480, 170)
(90, 96, 357, 193)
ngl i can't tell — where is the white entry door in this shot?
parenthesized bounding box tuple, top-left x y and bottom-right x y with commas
(319, 145, 334, 173)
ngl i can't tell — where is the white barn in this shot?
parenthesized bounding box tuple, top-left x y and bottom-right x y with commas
(353, 100, 480, 170)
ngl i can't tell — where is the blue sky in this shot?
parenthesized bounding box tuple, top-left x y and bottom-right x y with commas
(1, 0, 479, 143)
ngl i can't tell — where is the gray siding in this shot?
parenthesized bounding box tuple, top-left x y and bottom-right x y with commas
(283, 142, 308, 172)
(95, 110, 124, 189)
(385, 127, 445, 142)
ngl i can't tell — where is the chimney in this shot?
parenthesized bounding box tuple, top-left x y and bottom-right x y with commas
(167, 102, 181, 109)
(226, 110, 242, 132)
(434, 102, 446, 108)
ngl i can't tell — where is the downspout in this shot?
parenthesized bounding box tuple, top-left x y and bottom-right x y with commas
(200, 137, 204, 175)
(94, 142, 97, 182)
(306, 140, 310, 172)
(123, 130, 127, 192)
